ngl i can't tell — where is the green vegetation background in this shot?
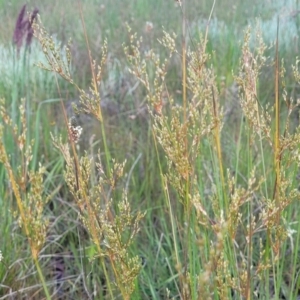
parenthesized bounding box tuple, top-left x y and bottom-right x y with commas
(1, 0, 300, 299)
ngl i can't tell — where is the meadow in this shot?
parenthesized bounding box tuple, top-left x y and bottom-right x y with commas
(1, 0, 300, 299)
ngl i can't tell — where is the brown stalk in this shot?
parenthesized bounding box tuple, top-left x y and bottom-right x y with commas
(273, 17, 281, 224)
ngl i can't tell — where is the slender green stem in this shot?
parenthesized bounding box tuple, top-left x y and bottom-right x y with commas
(33, 257, 51, 300)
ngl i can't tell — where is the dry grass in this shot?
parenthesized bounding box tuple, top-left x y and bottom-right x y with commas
(1, 1, 300, 300)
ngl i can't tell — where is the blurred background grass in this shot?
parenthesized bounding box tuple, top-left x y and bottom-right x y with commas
(0, 1, 297, 81)
(1, 0, 299, 100)
(1, 0, 300, 299)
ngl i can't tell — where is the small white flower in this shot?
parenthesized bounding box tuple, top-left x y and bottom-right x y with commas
(0, 250, 3, 262)
(68, 117, 83, 143)
(145, 21, 153, 33)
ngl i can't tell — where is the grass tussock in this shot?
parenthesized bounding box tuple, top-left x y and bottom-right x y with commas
(1, 2, 300, 300)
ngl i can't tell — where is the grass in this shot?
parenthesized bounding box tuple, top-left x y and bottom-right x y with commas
(1, 0, 300, 299)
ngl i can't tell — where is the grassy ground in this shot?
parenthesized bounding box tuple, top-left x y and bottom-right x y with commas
(1, 0, 300, 299)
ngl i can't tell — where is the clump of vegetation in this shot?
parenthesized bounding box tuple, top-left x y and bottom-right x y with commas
(124, 14, 300, 297)
(1, 1, 300, 299)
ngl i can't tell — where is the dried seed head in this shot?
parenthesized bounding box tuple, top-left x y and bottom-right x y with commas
(13, 5, 39, 54)
(26, 8, 39, 48)
(13, 4, 27, 52)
